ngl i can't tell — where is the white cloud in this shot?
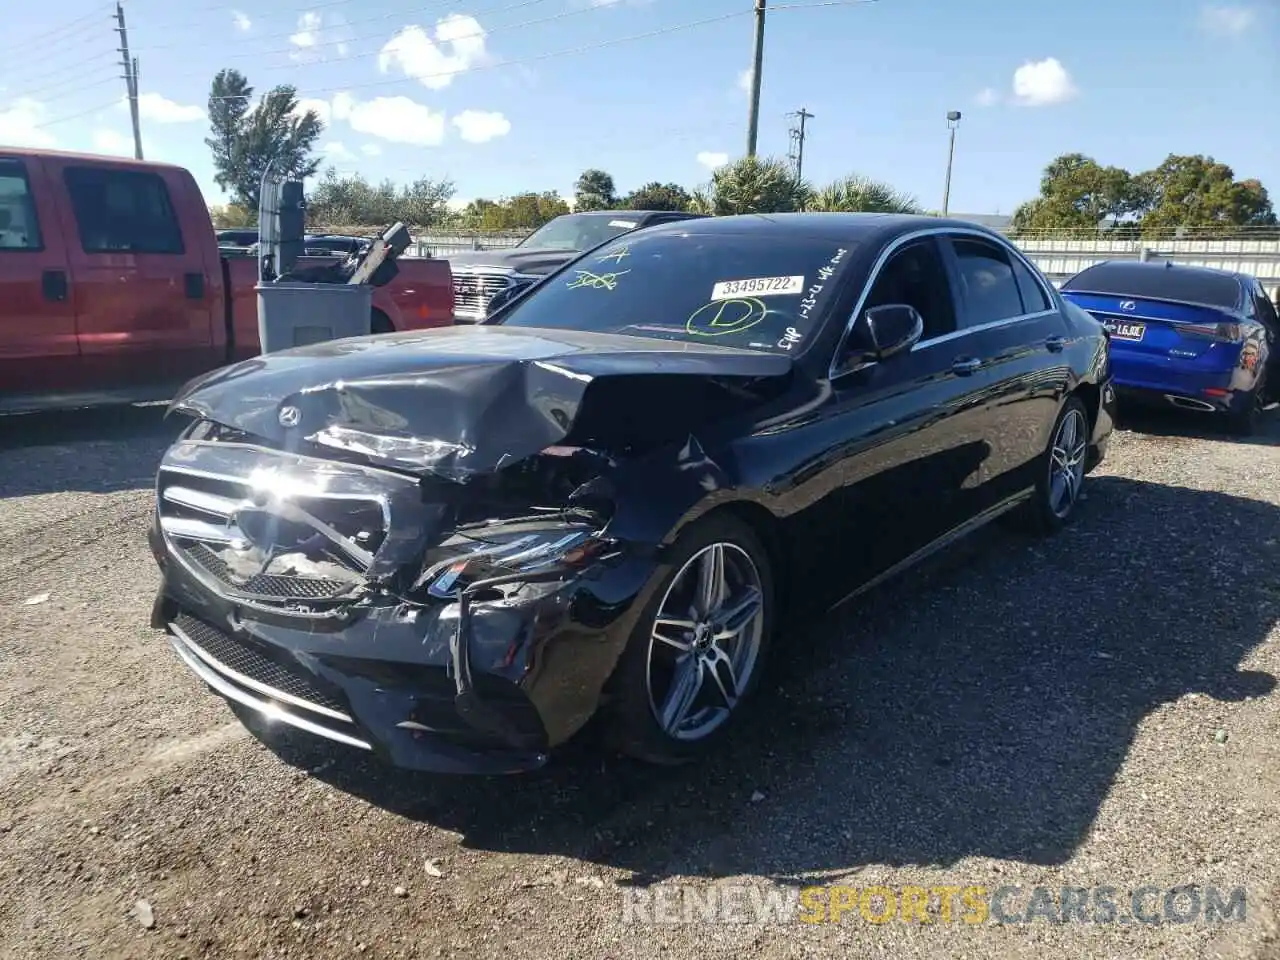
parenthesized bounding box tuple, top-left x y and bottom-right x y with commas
(294, 97, 332, 124)
(332, 91, 355, 121)
(1011, 57, 1077, 106)
(231, 9, 251, 32)
(1200, 3, 1257, 35)
(379, 15, 489, 90)
(451, 109, 510, 143)
(0, 98, 55, 147)
(697, 151, 729, 170)
(136, 92, 204, 123)
(92, 129, 134, 154)
(345, 96, 446, 146)
(322, 141, 356, 160)
(737, 68, 754, 95)
(974, 87, 999, 107)
(446, 197, 470, 211)
(360, 143, 382, 157)
(289, 11, 351, 61)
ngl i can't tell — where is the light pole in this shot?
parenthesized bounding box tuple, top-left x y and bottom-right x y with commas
(941, 110, 961, 216)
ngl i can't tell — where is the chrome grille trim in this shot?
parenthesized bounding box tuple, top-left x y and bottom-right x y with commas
(170, 618, 353, 723)
(156, 438, 438, 597)
(168, 624, 371, 751)
(452, 267, 514, 320)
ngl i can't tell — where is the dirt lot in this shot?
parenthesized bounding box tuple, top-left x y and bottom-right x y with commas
(1, 405, 1279, 960)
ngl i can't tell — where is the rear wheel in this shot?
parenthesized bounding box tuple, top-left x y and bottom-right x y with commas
(606, 513, 775, 765)
(1021, 396, 1090, 536)
(1226, 371, 1266, 437)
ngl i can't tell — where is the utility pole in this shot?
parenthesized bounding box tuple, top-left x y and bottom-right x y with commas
(941, 110, 961, 216)
(786, 108, 814, 181)
(745, 0, 767, 157)
(115, 2, 143, 160)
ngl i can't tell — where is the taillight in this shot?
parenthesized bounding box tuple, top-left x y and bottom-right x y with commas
(1180, 322, 1242, 342)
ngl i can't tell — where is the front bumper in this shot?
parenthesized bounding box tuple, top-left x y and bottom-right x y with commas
(148, 438, 650, 775)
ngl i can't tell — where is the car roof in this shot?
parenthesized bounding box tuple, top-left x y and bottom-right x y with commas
(1064, 258, 1252, 285)
(633, 212, 995, 244)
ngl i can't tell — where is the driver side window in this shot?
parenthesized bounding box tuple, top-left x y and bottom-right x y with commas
(862, 238, 956, 341)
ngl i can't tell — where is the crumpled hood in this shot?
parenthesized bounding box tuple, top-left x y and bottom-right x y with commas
(446, 248, 582, 275)
(169, 325, 793, 480)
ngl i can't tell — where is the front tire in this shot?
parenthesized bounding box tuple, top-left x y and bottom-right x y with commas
(1022, 396, 1090, 536)
(606, 513, 775, 765)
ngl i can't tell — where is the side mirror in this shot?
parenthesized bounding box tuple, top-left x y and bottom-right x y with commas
(850, 303, 924, 363)
(485, 280, 534, 317)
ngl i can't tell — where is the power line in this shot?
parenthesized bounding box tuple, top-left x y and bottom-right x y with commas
(10, 69, 121, 105)
(194, 9, 754, 99)
(137, 0, 556, 52)
(138, 0, 615, 64)
(0, 4, 113, 58)
(9, 49, 118, 90)
(31, 97, 123, 130)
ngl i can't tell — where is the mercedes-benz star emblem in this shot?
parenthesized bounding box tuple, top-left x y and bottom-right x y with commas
(1120, 301, 1136, 312)
(278, 405, 302, 427)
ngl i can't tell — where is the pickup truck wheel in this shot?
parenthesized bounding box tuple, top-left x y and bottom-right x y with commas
(605, 513, 775, 766)
(370, 309, 394, 334)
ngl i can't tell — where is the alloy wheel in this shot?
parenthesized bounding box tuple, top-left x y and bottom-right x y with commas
(1048, 407, 1088, 518)
(644, 542, 766, 742)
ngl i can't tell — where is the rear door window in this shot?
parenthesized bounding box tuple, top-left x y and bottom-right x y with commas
(1062, 262, 1242, 311)
(0, 158, 43, 250)
(1011, 255, 1051, 314)
(63, 166, 184, 255)
(949, 236, 1026, 327)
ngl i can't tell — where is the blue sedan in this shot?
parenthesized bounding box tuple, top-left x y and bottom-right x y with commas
(1060, 260, 1280, 434)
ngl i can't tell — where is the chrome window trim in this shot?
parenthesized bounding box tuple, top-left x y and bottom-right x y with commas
(829, 226, 1060, 381)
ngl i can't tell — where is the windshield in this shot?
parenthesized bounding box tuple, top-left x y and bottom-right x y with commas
(517, 214, 643, 252)
(497, 231, 857, 353)
(1063, 262, 1242, 311)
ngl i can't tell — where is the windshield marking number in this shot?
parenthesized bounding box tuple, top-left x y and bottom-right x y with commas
(777, 327, 804, 350)
(686, 298, 767, 337)
(798, 248, 849, 322)
(710, 275, 804, 301)
(596, 245, 630, 265)
(566, 268, 631, 291)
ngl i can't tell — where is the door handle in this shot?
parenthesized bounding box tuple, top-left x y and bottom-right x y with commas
(41, 269, 68, 302)
(1045, 335, 1067, 352)
(952, 356, 982, 375)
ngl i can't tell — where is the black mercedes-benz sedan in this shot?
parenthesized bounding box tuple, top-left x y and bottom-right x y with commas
(148, 213, 1116, 774)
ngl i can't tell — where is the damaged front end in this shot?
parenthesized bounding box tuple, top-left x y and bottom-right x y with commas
(150, 327, 794, 772)
(150, 423, 637, 774)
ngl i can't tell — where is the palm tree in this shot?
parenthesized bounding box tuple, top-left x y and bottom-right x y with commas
(708, 156, 811, 215)
(807, 174, 920, 214)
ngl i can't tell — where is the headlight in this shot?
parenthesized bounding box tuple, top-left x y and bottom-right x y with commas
(419, 522, 615, 599)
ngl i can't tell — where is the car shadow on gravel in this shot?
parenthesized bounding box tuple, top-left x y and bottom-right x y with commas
(1117, 403, 1280, 447)
(0, 405, 180, 496)
(251, 476, 1280, 883)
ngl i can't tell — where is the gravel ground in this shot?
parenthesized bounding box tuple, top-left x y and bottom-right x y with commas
(1, 404, 1279, 959)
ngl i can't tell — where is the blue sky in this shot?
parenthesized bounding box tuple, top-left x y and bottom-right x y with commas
(1, 0, 1276, 215)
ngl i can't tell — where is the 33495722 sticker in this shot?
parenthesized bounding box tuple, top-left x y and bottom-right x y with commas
(710, 275, 805, 301)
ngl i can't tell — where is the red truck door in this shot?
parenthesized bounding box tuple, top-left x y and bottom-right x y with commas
(0, 154, 79, 401)
(46, 159, 216, 391)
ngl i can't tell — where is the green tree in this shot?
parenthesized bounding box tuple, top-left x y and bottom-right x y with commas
(305, 168, 455, 229)
(454, 192, 569, 230)
(205, 68, 324, 213)
(807, 174, 919, 214)
(1137, 155, 1277, 235)
(573, 169, 617, 211)
(708, 156, 809, 215)
(1009, 153, 1137, 233)
(624, 182, 692, 211)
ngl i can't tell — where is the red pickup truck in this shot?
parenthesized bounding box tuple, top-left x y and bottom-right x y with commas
(0, 148, 454, 415)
